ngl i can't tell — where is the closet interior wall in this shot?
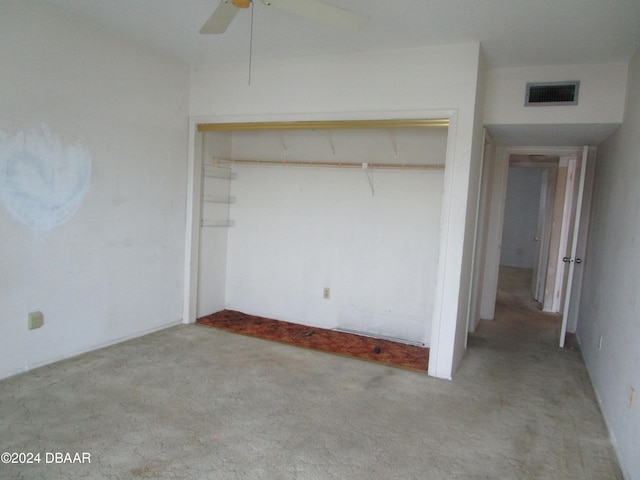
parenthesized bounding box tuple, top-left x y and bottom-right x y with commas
(197, 126, 447, 345)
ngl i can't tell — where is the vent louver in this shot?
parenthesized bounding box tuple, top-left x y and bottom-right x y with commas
(525, 81, 580, 106)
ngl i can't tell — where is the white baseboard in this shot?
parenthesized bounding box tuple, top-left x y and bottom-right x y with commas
(0, 320, 182, 381)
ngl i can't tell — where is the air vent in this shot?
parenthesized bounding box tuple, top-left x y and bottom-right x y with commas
(525, 81, 580, 106)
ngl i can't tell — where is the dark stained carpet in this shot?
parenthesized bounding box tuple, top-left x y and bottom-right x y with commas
(196, 310, 429, 372)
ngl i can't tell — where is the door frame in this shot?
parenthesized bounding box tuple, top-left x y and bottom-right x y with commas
(183, 108, 480, 381)
(503, 155, 558, 303)
(467, 130, 494, 335)
(477, 145, 585, 323)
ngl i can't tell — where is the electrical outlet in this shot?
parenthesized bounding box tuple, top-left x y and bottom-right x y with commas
(629, 387, 635, 410)
(28, 311, 44, 330)
(323, 287, 330, 299)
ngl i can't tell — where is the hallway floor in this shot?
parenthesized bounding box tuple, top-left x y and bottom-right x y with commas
(0, 272, 623, 479)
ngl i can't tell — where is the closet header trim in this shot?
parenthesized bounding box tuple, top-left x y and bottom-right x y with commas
(197, 119, 449, 132)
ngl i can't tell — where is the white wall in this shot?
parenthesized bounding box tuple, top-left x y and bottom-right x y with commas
(500, 167, 543, 268)
(226, 165, 443, 343)
(197, 132, 232, 317)
(468, 134, 496, 331)
(577, 47, 640, 480)
(0, 1, 190, 379)
(191, 45, 479, 117)
(449, 52, 487, 370)
(485, 62, 627, 126)
(189, 43, 484, 378)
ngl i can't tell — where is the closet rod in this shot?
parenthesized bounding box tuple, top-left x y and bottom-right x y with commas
(212, 158, 445, 171)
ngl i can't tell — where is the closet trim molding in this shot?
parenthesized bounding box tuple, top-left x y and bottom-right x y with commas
(197, 118, 449, 132)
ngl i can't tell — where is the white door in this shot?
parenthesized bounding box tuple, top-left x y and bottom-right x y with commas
(565, 147, 596, 334)
(559, 147, 594, 347)
(531, 167, 557, 302)
(531, 171, 545, 299)
(551, 156, 578, 313)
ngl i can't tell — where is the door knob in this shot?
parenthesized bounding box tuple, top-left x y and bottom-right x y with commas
(562, 257, 582, 264)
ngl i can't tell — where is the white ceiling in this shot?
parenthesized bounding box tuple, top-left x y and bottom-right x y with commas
(43, 0, 640, 68)
(39, 0, 640, 146)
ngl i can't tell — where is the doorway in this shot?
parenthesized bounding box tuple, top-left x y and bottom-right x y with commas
(474, 146, 594, 347)
(499, 156, 558, 313)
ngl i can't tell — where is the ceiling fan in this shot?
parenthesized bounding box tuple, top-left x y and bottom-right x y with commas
(199, 0, 367, 34)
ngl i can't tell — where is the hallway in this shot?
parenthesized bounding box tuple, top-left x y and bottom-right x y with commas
(489, 265, 562, 344)
(463, 265, 620, 477)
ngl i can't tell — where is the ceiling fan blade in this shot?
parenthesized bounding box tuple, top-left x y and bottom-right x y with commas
(199, 0, 240, 34)
(259, 0, 367, 29)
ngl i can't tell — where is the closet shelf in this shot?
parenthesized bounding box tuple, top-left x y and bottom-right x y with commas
(203, 165, 237, 179)
(201, 219, 235, 228)
(212, 157, 445, 170)
(203, 195, 236, 204)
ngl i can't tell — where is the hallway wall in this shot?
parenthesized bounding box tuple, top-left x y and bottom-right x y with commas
(485, 62, 627, 126)
(577, 46, 640, 480)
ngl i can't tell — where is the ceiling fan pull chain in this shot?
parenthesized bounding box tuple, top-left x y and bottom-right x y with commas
(328, 130, 335, 155)
(248, 0, 255, 85)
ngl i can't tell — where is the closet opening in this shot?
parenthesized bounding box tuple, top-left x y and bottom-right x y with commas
(187, 118, 449, 370)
